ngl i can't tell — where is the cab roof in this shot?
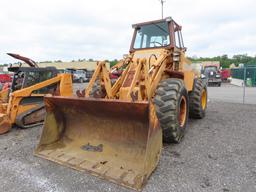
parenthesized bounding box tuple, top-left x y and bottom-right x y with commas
(132, 17, 181, 29)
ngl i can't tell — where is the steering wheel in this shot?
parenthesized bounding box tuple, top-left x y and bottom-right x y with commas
(150, 41, 163, 47)
(28, 74, 37, 82)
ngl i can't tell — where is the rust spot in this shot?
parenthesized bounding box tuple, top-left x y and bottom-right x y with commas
(123, 70, 135, 87)
(165, 69, 184, 79)
(0, 122, 11, 135)
(76, 89, 85, 97)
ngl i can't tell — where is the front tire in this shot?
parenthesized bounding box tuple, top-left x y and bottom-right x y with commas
(189, 79, 207, 119)
(154, 78, 189, 143)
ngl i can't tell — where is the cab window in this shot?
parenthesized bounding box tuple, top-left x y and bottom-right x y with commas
(133, 21, 170, 49)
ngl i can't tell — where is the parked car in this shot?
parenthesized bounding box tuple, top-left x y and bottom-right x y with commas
(86, 70, 94, 80)
(73, 70, 88, 83)
(201, 66, 222, 86)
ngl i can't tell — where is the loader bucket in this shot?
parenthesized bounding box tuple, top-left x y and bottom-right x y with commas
(0, 88, 9, 103)
(35, 96, 162, 190)
(0, 102, 11, 134)
(0, 113, 11, 134)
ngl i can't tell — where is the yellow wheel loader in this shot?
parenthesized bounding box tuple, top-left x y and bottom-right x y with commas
(35, 17, 207, 191)
(0, 54, 73, 134)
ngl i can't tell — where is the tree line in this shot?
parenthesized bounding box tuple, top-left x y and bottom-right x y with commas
(2, 54, 256, 68)
(188, 54, 256, 68)
(108, 54, 256, 69)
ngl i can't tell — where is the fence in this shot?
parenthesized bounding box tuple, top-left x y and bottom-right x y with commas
(208, 66, 256, 105)
(231, 67, 256, 104)
(231, 67, 256, 87)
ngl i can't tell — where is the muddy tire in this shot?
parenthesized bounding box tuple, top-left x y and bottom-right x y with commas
(189, 79, 207, 119)
(154, 78, 189, 143)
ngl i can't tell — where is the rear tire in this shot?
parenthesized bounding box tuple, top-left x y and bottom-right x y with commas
(154, 78, 189, 143)
(189, 79, 207, 119)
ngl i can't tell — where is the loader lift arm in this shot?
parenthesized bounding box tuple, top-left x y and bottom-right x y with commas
(85, 50, 171, 101)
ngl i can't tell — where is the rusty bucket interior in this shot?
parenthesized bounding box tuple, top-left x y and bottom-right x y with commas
(0, 102, 11, 134)
(35, 96, 162, 190)
(0, 113, 11, 134)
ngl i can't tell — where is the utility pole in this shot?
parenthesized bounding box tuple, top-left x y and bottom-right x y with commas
(159, 0, 166, 19)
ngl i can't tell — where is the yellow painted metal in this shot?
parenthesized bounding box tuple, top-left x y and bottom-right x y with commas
(179, 96, 187, 127)
(201, 88, 207, 110)
(0, 88, 9, 103)
(0, 113, 11, 134)
(183, 71, 195, 91)
(35, 20, 203, 191)
(35, 96, 162, 191)
(35, 49, 197, 190)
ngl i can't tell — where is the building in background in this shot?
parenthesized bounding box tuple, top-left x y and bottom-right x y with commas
(37, 61, 110, 70)
(0, 61, 110, 71)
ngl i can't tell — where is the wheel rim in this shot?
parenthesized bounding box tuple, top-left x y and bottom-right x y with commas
(179, 96, 187, 127)
(201, 88, 207, 110)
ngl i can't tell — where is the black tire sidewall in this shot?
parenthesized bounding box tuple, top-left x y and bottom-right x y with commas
(189, 79, 208, 119)
(154, 78, 189, 143)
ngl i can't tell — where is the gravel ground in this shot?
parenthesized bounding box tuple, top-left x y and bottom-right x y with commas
(72, 83, 87, 96)
(0, 100, 256, 192)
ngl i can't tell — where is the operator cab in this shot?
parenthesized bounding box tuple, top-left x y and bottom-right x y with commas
(8, 67, 58, 92)
(130, 17, 186, 52)
(6, 53, 58, 93)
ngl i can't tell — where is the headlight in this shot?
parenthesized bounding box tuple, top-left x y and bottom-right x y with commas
(216, 74, 220, 78)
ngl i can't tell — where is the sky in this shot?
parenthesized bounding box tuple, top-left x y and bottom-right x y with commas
(0, 0, 256, 64)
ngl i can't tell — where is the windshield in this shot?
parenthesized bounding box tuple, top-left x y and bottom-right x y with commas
(133, 21, 170, 49)
(204, 66, 218, 72)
